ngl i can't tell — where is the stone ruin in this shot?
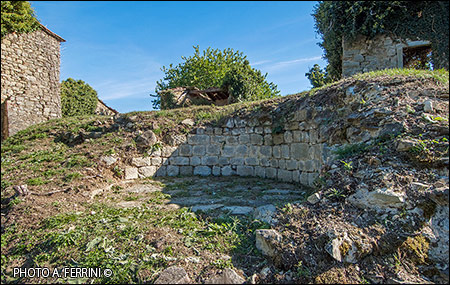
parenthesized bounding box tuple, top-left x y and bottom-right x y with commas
(158, 86, 230, 109)
(342, 33, 432, 77)
(1, 23, 65, 140)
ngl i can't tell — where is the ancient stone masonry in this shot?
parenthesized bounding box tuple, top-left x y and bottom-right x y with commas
(342, 33, 431, 77)
(1, 24, 65, 140)
(125, 110, 332, 187)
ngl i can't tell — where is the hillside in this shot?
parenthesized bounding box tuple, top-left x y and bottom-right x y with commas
(1, 69, 449, 284)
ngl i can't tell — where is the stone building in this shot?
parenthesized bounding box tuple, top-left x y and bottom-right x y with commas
(342, 33, 431, 77)
(95, 99, 118, 116)
(1, 23, 65, 140)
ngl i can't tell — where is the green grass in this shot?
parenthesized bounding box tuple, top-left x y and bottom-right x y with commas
(352, 68, 449, 85)
(1, 198, 265, 283)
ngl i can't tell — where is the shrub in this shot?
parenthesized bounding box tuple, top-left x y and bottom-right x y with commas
(60, 78, 98, 117)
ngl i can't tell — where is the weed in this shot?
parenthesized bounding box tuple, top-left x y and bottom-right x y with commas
(212, 258, 233, 269)
(326, 188, 346, 199)
(334, 143, 368, 159)
(8, 197, 22, 207)
(340, 160, 353, 171)
(113, 166, 124, 178)
(282, 203, 293, 214)
(405, 105, 415, 114)
(296, 261, 311, 278)
(63, 172, 82, 183)
(150, 142, 163, 152)
(26, 177, 48, 186)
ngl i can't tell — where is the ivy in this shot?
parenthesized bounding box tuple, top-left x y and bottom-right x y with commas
(312, 1, 449, 79)
(153, 46, 280, 109)
(60, 78, 98, 117)
(1, 1, 40, 38)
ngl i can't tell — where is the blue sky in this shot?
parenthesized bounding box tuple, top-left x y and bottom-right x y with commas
(30, 1, 327, 113)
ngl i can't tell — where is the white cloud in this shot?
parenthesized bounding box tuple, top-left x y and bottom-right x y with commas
(94, 77, 158, 101)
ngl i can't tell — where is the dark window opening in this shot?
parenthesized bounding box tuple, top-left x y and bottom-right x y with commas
(403, 45, 433, 70)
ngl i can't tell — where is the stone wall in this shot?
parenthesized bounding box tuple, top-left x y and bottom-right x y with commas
(1, 27, 63, 140)
(342, 33, 431, 77)
(124, 111, 330, 187)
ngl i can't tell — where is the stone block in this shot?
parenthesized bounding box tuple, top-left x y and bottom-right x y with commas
(284, 131, 293, 143)
(155, 166, 167, 177)
(291, 143, 310, 160)
(237, 166, 254, 176)
(263, 134, 273, 145)
(308, 172, 319, 186)
(260, 158, 270, 167)
(266, 167, 277, 179)
(222, 145, 236, 157)
(192, 145, 206, 156)
(211, 135, 225, 143)
(187, 134, 210, 145)
(139, 166, 157, 178)
(194, 166, 211, 176)
(161, 146, 178, 157)
(131, 157, 151, 167)
(202, 156, 219, 166)
(286, 160, 298, 170)
(221, 166, 233, 176)
(273, 145, 281, 158)
(250, 134, 263, 145)
(214, 128, 223, 135)
(300, 172, 309, 185)
(151, 157, 162, 165)
(259, 145, 272, 158)
(226, 136, 239, 145)
(178, 144, 192, 156)
(190, 156, 201, 166)
(278, 169, 292, 182)
(235, 145, 248, 156)
(281, 144, 290, 159)
(245, 157, 259, 166)
(273, 133, 284, 145)
(212, 166, 221, 176)
(278, 159, 286, 169)
(254, 127, 264, 134)
(167, 165, 180, 176)
(179, 166, 193, 176)
(170, 156, 189, 166)
(255, 166, 266, 178)
(206, 144, 221, 155)
(239, 134, 250, 144)
(125, 167, 138, 180)
(292, 170, 300, 182)
(230, 157, 244, 166)
(218, 157, 229, 166)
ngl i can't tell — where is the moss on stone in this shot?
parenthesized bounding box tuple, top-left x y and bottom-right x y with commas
(400, 235, 430, 265)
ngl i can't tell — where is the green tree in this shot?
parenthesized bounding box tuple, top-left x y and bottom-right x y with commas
(153, 46, 280, 109)
(312, 1, 449, 79)
(1, 1, 40, 38)
(305, 64, 333, 88)
(60, 78, 98, 117)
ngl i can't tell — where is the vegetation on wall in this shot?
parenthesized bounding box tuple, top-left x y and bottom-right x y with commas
(1, 1, 40, 38)
(152, 46, 280, 109)
(60, 78, 98, 117)
(312, 1, 449, 80)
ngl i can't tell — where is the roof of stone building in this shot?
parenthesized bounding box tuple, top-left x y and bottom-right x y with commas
(97, 99, 119, 114)
(38, 23, 65, 42)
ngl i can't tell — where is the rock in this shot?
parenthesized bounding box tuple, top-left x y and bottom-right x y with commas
(255, 229, 282, 258)
(181, 118, 195, 126)
(307, 192, 321, 204)
(131, 157, 151, 167)
(124, 167, 138, 180)
(253, 204, 277, 224)
(13, 185, 29, 196)
(185, 256, 200, 263)
(223, 206, 253, 215)
(396, 139, 416, 152)
(126, 184, 159, 194)
(191, 204, 224, 212)
(428, 187, 449, 206)
(116, 201, 142, 208)
(164, 134, 187, 146)
(423, 100, 433, 112)
(410, 182, 430, 191)
(205, 268, 245, 284)
(100, 156, 117, 166)
(154, 266, 191, 284)
(348, 187, 405, 211)
(136, 130, 157, 148)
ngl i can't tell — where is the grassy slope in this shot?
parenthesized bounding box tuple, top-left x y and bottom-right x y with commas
(1, 68, 449, 283)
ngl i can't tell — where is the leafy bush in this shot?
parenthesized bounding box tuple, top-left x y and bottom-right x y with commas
(153, 46, 280, 109)
(305, 64, 334, 88)
(1, 1, 39, 38)
(60, 78, 98, 117)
